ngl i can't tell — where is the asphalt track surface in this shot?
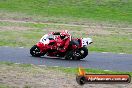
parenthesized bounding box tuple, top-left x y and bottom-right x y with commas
(0, 47, 132, 72)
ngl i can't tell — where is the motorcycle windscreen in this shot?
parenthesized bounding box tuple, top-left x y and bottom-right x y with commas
(39, 34, 50, 45)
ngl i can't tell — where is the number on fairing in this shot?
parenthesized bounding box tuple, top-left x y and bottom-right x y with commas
(42, 38, 46, 42)
(40, 34, 48, 43)
(82, 38, 92, 46)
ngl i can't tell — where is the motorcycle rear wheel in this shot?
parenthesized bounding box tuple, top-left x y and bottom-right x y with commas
(72, 47, 88, 60)
(79, 46, 88, 59)
(65, 50, 81, 60)
(64, 47, 88, 60)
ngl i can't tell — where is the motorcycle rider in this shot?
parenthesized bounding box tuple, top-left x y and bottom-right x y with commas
(49, 30, 71, 53)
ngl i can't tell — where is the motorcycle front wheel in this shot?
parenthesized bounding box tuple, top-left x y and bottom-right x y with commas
(30, 45, 44, 57)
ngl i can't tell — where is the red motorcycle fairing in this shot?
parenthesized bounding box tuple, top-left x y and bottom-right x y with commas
(56, 38, 65, 47)
(36, 42, 45, 52)
(48, 40, 56, 46)
(36, 40, 57, 53)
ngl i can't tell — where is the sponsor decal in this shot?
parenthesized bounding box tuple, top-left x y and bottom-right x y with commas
(76, 67, 131, 85)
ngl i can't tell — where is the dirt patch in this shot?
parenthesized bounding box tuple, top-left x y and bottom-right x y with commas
(41, 27, 112, 36)
(0, 19, 131, 36)
(84, 27, 111, 35)
(0, 19, 132, 32)
(0, 26, 32, 31)
(0, 65, 81, 88)
(0, 64, 132, 88)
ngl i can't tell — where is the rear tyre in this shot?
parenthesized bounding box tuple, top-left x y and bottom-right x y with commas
(79, 47, 88, 59)
(72, 47, 88, 60)
(65, 47, 88, 60)
(65, 50, 81, 60)
(30, 45, 44, 57)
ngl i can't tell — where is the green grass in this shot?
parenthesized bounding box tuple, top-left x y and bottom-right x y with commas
(1, 61, 132, 76)
(0, 84, 9, 88)
(0, 61, 131, 87)
(0, 0, 132, 23)
(0, 1, 131, 86)
(0, 21, 131, 53)
(49, 66, 132, 76)
(90, 35, 132, 53)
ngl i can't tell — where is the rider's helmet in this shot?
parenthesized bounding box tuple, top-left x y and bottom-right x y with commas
(60, 31, 69, 40)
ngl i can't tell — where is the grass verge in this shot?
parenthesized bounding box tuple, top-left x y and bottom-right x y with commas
(0, 0, 132, 24)
(0, 21, 132, 54)
(0, 61, 132, 76)
(0, 61, 131, 88)
(0, 84, 9, 88)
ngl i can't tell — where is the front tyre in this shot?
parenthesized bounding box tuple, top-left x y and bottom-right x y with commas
(30, 45, 43, 57)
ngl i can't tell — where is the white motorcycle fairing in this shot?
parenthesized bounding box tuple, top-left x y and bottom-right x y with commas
(82, 38, 93, 47)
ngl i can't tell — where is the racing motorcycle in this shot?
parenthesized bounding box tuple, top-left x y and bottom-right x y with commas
(30, 33, 93, 60)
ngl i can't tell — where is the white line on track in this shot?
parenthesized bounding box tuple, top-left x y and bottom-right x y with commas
(101, 52, 108, 53)
(104, 70, 110, 71)
(119, 53, 126, 54)
(19, 47, 24, 48)
(53, 66, 59, 67)
(38, 65, 46, 67)
(15, 63, 20, 64)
